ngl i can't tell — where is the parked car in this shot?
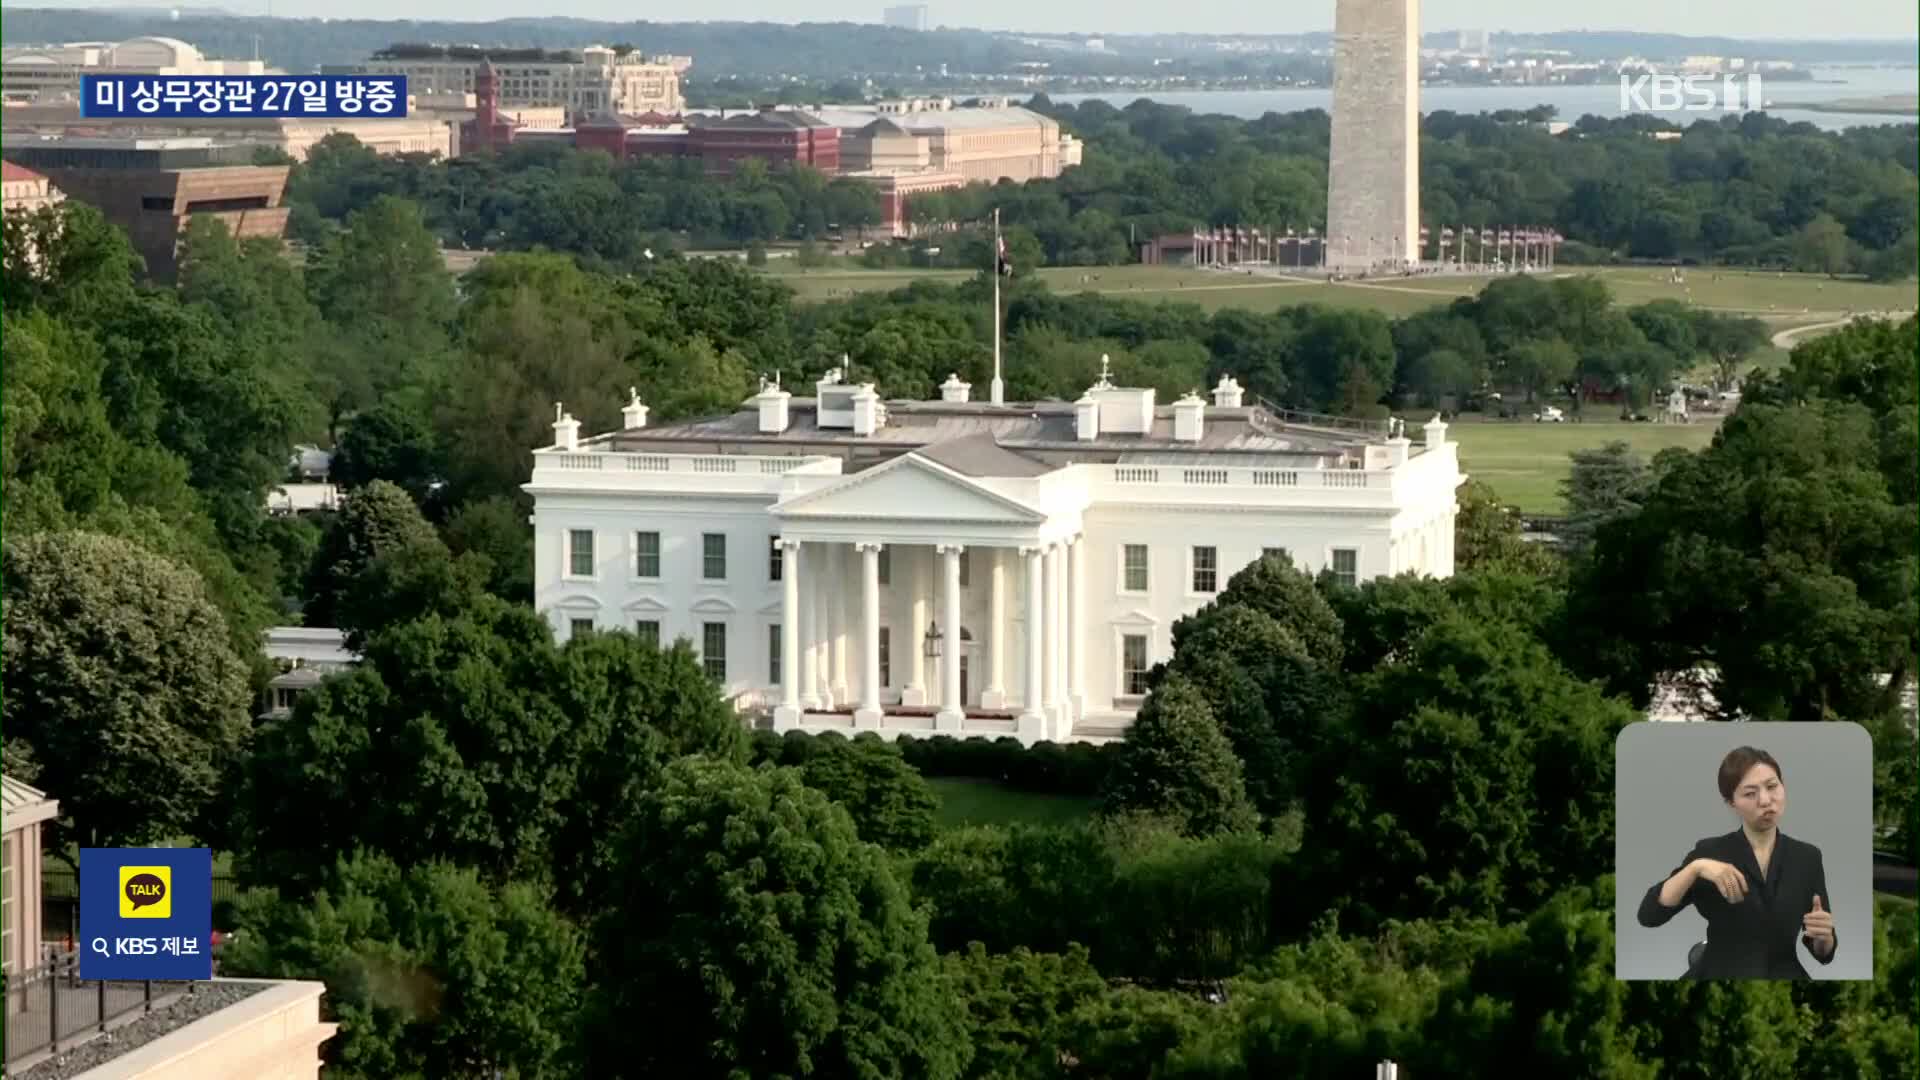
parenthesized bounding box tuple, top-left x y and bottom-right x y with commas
(1534, 406, 1566, 423)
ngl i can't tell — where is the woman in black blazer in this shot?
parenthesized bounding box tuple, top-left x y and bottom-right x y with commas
(1637, 745, 1839, 979)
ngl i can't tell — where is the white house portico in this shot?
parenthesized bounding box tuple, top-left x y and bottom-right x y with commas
(524, 365, 1466, 745)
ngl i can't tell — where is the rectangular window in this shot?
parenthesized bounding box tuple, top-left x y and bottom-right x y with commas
(1262, 547, 1286, 563)
(877, 546, 891, 586)
(702, 622, 727, 680)
(634, 531, 661, 578)
(568, 529, 595, 577)
(1191, 546, 1218, 594)
(1123, 544, 1149, 592)
(570, 618, 594, 638)
(768, 624, 782, 685)
(879, 627, 892, 687)
(703, 533, 727, 580)
(769, 537, 783, 582)
(959, 550, 971, 588)
(1331, 548, 1359, 589)
(635, 620, 660, 647)
(1122, 635, 1150, 696)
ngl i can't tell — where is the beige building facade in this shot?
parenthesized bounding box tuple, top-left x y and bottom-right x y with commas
(339, 45, 682, 121)
(2, 36, 268, 104)
(825, 98, 1081, 183)
(2, 160, 65, 214)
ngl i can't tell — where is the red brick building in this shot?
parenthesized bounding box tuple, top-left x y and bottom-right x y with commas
(686, 109, 839, 175)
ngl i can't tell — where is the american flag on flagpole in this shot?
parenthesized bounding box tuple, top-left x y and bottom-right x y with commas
(995, 231, 1012, 276)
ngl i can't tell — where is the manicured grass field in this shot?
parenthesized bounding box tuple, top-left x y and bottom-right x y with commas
(1444, 416, 1722, 514)
(764, 261, 1917, 323)
(926, 777, 1099, 831)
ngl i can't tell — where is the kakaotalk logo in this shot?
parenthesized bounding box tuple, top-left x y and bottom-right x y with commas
(118, 865, 172, 919)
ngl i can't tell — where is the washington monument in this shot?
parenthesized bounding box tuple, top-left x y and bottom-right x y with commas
(1326, 0, 1420, 272)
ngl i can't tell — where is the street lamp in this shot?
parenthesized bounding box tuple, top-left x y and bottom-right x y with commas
(922, 621, 943, 660)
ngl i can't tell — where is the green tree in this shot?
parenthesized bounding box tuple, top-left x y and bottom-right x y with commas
(301, 480, 444, 631)
(222, 853, 585, 1080)
(587, 756, 970, 1079)
(235, 602, 743, 913)
(1451, 478, 1560, 577)
(1559, 440, 1652, 554)
(3, 532, 251, 855)
(795, 735, 940, 852)
(943, 943, 1109, 1080)
(1796, 212, 1853, 277)
(1100, 674, 1260, 838)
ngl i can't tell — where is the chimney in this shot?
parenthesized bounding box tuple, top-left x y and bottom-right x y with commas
(1211, 374, 1243, 408)
(1424, 413, 1449, 447)
(1173, 391, 1206, 442)
(1386, 434, 1412, 467)
(851, 384, 881, 436)
(1075, 393, 1100, 441)
(939, 372, 971, 403)
(621, 386, 649, 430)
(551, 402, 580, 451)
(756, 375, 792, 434)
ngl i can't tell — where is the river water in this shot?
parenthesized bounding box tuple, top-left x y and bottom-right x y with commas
(1052, 66, 1918, 132)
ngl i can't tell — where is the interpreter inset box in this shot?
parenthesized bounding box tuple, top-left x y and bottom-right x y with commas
(1615, 722, 1873, 981)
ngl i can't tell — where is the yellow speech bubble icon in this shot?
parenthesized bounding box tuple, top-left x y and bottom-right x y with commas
(119, 865, 171, 919)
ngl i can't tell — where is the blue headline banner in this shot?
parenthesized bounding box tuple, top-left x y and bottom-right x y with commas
(78, 847, 214, 981)
(80, 75, 408, 119)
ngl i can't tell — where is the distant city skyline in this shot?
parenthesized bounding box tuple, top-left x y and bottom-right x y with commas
(21, 0, 1920, 39)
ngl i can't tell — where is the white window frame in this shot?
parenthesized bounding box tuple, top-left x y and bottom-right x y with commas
(1188, 545, 1219, 597)
(702, 533, 728, 582)
(702, 621, 728, 681)
(1120, 633, 1151, 698)
(569, 616, 596, 640)
(767, 622, 781, 686)
(1119, 543, 1150, 594)
(768, 536, 783, 583)
(1328, 546, 1360, 588)
(635, 619, 661, 647)
(877, 547, 891, 586)
(566, 528, 597, 580)
(633, 531, 661, 580)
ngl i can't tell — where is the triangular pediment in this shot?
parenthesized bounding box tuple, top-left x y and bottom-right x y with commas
(622, 596, 672, 614)
(775, 454, 1045, 523)
(1111, 608, 1159, 628)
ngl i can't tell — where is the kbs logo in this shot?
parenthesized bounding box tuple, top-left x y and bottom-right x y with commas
(119, 865, 171, 919)
(1619, 73, 1766, 114)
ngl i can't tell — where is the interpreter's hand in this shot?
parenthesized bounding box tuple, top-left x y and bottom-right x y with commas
(1692, 858, 1750, 903)
(1802, 894, 1836, 956)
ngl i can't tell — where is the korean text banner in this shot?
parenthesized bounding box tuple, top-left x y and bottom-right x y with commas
(78, 847, 214, 981)
(80, 75, 408, 119)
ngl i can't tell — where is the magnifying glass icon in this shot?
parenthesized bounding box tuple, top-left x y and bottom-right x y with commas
(90, 937, 110, 957)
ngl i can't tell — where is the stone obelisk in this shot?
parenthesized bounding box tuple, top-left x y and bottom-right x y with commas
(1326, 0, 1420, 273)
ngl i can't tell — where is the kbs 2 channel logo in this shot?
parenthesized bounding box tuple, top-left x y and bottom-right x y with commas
(118, 865, 172, 918)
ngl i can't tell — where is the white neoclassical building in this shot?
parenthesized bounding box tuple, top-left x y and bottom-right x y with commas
(525, 366, 1466, 745)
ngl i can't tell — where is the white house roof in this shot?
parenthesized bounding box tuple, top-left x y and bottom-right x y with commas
(2, 775, 60, 833)
(586, 398, 1359, 467)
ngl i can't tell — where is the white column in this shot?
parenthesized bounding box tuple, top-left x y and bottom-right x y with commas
(1068, 535, 1085, 723)
(981, 548, 1008, 709)
(774, 539, 802, 730)
(828, 544, 848, 705)
(936, 544, 965, 730)
(903, 545, 928, 706)
(1018, 546, 1044, 741)
(1043, 542, 1063, 737)
(855, 542, 883, 727)
(800, 542, 822, 711)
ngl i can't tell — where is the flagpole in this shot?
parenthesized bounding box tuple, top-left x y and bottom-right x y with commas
(991, 207, 1005, 406)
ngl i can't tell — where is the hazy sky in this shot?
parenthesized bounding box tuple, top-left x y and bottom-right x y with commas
(59, 0, 1920, 38)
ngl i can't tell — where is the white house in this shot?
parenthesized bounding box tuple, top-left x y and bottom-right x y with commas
(524, 366, 1467, 745)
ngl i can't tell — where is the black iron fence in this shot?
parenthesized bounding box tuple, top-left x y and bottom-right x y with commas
(4, 950, 195, 1067)
(39, 869, 242, 947)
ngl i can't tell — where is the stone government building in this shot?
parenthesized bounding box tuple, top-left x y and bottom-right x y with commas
(525, 369, 1465, 746)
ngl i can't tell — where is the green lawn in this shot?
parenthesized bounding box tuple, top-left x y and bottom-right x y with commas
(927, 777, 1099, 831)
(765, 261, 1917, 321)
(1445, 417, 1722, 514)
